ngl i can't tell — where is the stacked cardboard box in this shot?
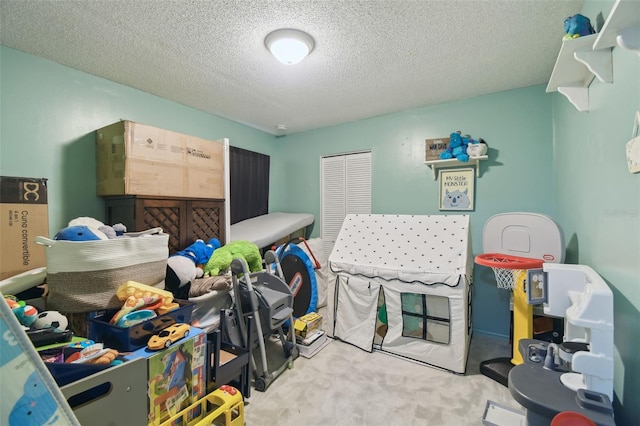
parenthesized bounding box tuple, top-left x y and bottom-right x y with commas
(96, 120, 225, 199)
(0, 176, 49, 280)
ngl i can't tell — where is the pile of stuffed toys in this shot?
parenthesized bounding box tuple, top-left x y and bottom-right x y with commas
(53, 217, 264, 301)
(440, 131, 488, 162)
(165, 238, 262, 299)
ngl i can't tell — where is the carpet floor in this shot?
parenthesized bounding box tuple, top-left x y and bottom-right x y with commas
(242, 332, 521, 425)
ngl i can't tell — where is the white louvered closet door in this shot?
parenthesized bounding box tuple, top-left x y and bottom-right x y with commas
(321, 151, 371, 256)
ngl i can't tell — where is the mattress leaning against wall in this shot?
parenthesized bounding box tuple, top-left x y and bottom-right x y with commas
(327, 214, 473, 374)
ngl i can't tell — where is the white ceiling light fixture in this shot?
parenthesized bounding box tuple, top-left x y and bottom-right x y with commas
(265, 28, 315, 65)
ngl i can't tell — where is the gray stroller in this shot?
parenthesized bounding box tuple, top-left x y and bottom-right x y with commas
(225, 251, 298, 392)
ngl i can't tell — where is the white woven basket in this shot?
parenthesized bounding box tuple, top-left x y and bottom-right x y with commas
(36, 228, 169, 313)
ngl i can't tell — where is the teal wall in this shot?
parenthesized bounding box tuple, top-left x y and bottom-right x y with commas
(0, 45, 557, 342)
(0, 46, 277, 234)
(2, 1, 639, 417)
(270, 85, 556, 338)
(551, 1, 640, 423)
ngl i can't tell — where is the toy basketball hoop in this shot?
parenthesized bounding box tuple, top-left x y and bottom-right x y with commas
(476, 213, 564, 385)
(475, 253, 543, 291)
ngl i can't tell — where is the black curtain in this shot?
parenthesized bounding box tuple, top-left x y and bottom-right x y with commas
(230, 146, 270, 224)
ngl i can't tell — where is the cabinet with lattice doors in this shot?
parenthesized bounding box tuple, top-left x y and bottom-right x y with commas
(103, 195, 226, 254)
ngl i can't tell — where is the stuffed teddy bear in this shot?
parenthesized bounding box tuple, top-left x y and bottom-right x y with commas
(203, 240, 262, 276)
(165, 238, 221, 299)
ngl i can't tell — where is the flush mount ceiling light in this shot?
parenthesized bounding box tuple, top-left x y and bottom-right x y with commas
(265, 28, 315, 65)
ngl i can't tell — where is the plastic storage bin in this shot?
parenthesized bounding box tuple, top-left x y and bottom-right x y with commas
(40, 344, 114, 387)
(88, 300, 194, 351)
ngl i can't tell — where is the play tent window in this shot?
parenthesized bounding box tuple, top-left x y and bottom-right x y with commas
(401, 293, 450, 345)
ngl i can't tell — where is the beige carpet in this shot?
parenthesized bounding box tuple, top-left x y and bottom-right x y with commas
(242, 333, 521, 425)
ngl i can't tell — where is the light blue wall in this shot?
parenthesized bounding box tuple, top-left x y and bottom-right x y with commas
(0, 45, 556, 340)
(0, 46, 277, 234)
(271, 85, 556, 338)
(551, 1, 640, 422)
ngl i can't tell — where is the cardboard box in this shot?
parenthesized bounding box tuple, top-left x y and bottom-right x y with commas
(0, 176, 49, 280)
(96, 121, 225, 198)
(425, 137, 450, 161)
(123, 326, 207, 426)
(294, 312, 322, 339)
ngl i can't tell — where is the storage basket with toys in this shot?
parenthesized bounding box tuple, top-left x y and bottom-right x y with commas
(88, 281, 194, 352)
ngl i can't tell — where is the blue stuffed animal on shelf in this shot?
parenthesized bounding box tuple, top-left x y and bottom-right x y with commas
(563, 14, 595, 40)
(440, 131, 473, 162)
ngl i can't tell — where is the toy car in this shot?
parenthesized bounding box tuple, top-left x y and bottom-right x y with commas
(147, 323, 190, 350)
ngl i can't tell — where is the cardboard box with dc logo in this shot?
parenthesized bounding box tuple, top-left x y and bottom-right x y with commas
(0, 176, 49, 280)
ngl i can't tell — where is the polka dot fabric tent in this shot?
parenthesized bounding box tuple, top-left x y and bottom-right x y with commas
(327, 214, 472, 374)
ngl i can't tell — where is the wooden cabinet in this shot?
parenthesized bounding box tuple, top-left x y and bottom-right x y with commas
(104, 196, 226, 254)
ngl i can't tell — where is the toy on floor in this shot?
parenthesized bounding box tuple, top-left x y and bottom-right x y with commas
(165, 238, 221, 299)
(203, 240, 262, 276)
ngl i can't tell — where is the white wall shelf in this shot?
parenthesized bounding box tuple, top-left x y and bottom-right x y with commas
(546, 33, 612, 112)
(425, 155, 487, 180)
(593, 0, 640, 55)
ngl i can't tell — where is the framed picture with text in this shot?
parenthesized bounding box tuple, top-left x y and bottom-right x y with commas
(439, 168, 475, 211)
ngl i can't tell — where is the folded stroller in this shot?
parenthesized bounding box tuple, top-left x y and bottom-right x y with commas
(224, 251, 298, 392)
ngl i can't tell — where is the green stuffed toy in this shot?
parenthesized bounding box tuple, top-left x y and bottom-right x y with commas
(203, 240, 262, 276)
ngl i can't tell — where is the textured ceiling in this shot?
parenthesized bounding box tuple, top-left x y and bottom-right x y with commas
(0, 0, 583, 136)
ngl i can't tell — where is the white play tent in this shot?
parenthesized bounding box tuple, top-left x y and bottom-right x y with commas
(327, 214, 473, 373)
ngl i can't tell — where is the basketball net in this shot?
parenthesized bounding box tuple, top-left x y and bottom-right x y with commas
(491, 266, 526, 291)
(475, 253, 543, 365)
